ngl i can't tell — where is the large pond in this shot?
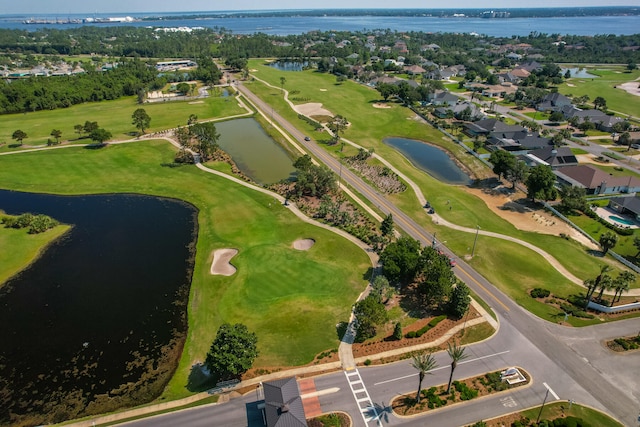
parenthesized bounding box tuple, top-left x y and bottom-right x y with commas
(383, 137, 472, 185)
(560, 67, 599, 78)
(216, 118, 296, 185)
(266, 60, 310, 71)
(0, 190, 197, 425)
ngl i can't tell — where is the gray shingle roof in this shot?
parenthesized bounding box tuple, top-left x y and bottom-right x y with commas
(263, 377, 307, 427)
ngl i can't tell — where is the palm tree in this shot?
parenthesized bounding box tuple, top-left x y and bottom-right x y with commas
(410, 351, 438, 403)
(599, 231, 618, 255)
(612, 271, 635, 305)
(596, 274, 614, 302)
(446, 341, 468, 393)
(584, 265, 611, 308)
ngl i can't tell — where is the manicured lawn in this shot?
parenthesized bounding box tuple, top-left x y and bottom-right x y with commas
(0, 94, 246, 148)
(0, 141, 370, 399)
(557, 66, 640, 118)
(246, 60, 637, 324)
(520, 402, 624, 427)
(570, 148, 589, 155)
(0, 220, 70, 287)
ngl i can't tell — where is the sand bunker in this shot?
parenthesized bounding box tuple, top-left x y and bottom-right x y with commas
(319, 88, 327, 91)
(465, 186, 598, 250)
(210, 248, 239, 276)
(188, 101, 204, 104)
(295, 103, 334, 117)
(618, 81, 640, 97)
(292, 239, 315, 250)
(373, 103, 391, 109)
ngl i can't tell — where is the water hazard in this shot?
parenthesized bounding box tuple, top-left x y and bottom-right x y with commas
(0, 190, 197, 425)
(216, 118, 296, 185)
(383, 137, 472, 185)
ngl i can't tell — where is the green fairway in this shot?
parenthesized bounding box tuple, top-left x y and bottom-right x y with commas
(557, 66, 640, 118)
(0, 94, 247, 148)
(0, 141, 370, 399)
(0, 219, 70, 287)
(245, 60, 638, 325)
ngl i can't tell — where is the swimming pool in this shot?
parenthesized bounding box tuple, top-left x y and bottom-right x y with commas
(609, 215, 635, 226)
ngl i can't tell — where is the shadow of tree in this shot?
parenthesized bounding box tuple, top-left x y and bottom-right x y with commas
(186, 362, 218, 393)
(369, 401, 393, 424)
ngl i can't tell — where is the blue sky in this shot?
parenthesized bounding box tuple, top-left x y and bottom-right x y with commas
(4, 0, 638, 15)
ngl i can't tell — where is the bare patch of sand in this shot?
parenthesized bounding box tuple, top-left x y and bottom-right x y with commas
(464, 186, 598, 250)
(373, 103, 391, 109)
(292, 238, 315, 250)
(617, 81, 640, 97)
(319, 88, 327, 91)
(210, 248, 239, 276)
(566, 83, 576, 87)
(575, 154, 611, 165)
(188, 101, 204, 104)
(249, 69, 258, 72)
(295, 103, 334, 117)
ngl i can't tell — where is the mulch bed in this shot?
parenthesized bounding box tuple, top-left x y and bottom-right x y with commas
(352, 305, 482, 361)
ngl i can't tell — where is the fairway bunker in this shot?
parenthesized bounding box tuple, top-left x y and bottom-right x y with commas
(292, 238, 315, 250)
(210, 248, 239, 275)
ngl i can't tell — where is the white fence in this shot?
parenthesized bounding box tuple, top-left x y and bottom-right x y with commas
(587, 300, 640, 313)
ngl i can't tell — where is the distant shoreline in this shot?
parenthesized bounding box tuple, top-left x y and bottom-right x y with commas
(6, 6, 640, 22)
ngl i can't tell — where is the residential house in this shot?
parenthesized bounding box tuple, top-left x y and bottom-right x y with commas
(506, 52, 522, 61)
(536, 92, 573, 112)
(525, 147, 578, 168)
(488, 132, 553, 153)
(262, 377, 307, 427)
(608, 195, 640, 220)
(480, 83, 517, 98)
(561, 106, 623, 132)
(465, 118, 526, 138)
(405, 64, 426, 75)
(555, 164, 640, 195)
(434, 102, 485, 121)
(428, 90, 459, 107)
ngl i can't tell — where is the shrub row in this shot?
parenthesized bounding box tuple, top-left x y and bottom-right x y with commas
(405, 315, 446, 339)
(560, 303, 595, 319)
(422, 387, 447, 409)
(297, 113, 322, 129)
(530, 288, 551, 298)
(453, 381, 478, 401)
(614, 337, 639, 350)
(2, 213, 59, 234)
(584, 207, 634, 235)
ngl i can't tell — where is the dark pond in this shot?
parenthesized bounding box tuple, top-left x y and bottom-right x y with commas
(383, 137, 472, 185)
(0, 190, 197, 425)
(216, 118, 296, 185)
(266, 60, 310, 71)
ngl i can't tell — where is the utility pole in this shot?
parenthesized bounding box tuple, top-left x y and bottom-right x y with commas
(536, 387, 551, 424)
(471, 225, 480, 257)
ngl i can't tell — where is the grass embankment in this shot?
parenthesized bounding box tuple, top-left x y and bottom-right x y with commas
(519, 402, 624, 427)
(0, 219, 70, 287)
(0, 94, 246, 148)
(557, 66, 640, 118)
(0, 141, 371, 400)
(246, 61, 637, 325)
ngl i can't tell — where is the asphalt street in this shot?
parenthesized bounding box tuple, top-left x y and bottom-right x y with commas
(123, 84, 639, 427)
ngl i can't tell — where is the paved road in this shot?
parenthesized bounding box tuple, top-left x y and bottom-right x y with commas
(124, 83, 639, 427)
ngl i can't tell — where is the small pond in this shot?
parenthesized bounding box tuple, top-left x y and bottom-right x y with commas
(383, 137, 472, 185)
(561, 67, 598, 78)
(0, 190, 197, 425)
(266, 60, 310, 71)
(216, 118, 296, 185)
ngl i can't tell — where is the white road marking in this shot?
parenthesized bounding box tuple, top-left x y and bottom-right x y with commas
(373, 350, 510, 386)
(543, 382, 560, 400)
(500, 396, 518, 408)
(344, 369, 381, 427)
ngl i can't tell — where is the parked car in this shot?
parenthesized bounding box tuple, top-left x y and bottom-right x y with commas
(304, 136, 311, 141)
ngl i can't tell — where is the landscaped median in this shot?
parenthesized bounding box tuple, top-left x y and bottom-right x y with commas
(392, 368, 531, 417)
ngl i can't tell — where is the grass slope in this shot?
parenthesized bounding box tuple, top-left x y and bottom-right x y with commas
(0, 141, 370, 400)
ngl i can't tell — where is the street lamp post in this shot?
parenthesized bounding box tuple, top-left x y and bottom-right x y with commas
(471, 225, 480, 257)
(536, 387, 551, 424)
